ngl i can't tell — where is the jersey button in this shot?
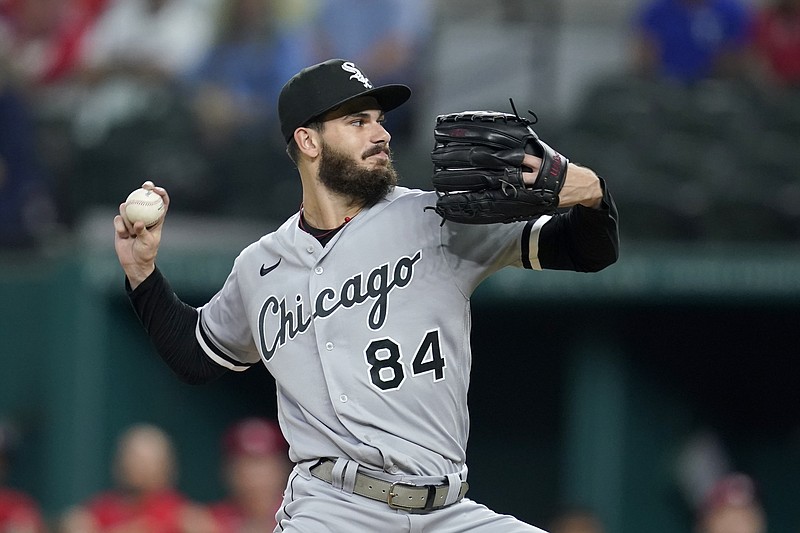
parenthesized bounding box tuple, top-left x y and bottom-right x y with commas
(306, 246, 314, 253)
(325, 342, 334, 351)
(339, 394, 348, 403)
(388, 465, 400, 474)
(314, 266, 324, 275)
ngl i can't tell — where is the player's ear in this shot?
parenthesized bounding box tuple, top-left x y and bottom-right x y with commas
(294, 127, 321, 158)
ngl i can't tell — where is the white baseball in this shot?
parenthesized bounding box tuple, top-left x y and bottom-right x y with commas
(124, 188, 165, 228)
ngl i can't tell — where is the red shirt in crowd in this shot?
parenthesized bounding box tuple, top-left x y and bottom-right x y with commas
(208, 499, 281, 533)
(752, 5, 800, 85)
(0, 488, 46, 533)
(83, 489, 188, 533)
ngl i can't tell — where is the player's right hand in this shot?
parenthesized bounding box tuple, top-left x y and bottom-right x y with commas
(114, 181, 169, 289)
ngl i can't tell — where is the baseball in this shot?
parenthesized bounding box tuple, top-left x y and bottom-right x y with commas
(124, 187, 164, 228)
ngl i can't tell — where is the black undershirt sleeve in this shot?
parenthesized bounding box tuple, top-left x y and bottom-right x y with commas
(126, 267, 227, 384)
(537, 177, 620, 272)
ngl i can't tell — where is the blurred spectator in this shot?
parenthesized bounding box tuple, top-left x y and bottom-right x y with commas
(675, 429, 732, 511)
(308, 0, 433, 141)
(70, 0, 218, 146)
(58, 423, 216, 533)
(695, 473, 766, 533)
(187, 0, 313, 150)
(79, 0, 216, 85)
(749, 0, 800, 87)
(0, 420, 47, 533)
(208, 418, 290, 533)
(548, 507, 605, 533)
(0, 70, 58, 248)
(0, 0, 108, 90)
(633, 0, 753, 84)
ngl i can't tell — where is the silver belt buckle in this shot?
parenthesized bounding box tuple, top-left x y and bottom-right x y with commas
(388, 480, 432, 510)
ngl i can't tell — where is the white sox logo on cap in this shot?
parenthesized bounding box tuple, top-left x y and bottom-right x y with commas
(341, 61, 373, 89)
(278, 58, 409, 142)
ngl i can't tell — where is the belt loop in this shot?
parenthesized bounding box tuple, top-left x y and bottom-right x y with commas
(443, 473, 462, 506)
(331, 458, 348, 491)
(342, 460, 359, 494)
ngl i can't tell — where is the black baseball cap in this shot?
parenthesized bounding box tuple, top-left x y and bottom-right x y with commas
(278, 58, 411, 143)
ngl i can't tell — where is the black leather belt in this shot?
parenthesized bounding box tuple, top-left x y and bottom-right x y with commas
(309, 459, 469, 512)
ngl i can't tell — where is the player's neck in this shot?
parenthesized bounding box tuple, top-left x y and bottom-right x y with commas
(301, 188, 363, 230)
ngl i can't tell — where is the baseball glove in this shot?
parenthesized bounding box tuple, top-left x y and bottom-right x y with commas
(430, 109, 568, 224)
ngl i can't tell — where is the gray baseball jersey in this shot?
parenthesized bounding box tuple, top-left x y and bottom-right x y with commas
(197, 186, 550, 477)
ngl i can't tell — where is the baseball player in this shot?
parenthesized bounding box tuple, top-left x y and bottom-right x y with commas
(114, 58, 619, 532)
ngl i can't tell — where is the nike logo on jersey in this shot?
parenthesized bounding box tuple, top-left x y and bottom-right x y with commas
(260, 259, 282, 276)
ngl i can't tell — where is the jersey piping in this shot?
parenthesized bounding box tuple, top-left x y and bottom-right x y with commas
(196, 308, 254, 371)
(522, 215, 552, 270)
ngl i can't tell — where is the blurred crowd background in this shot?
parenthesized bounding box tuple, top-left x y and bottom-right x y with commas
(0, 0, 797, 248)
(1, 0, 799, 532)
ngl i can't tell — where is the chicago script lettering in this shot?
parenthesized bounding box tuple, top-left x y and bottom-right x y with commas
(258, 250, 422, 361)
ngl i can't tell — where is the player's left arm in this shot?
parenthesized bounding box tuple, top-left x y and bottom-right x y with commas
(522, 154, 603, 209)
(522, 155, 619, 272)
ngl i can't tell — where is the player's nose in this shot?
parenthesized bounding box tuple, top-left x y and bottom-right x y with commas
(373, 121, 391, 144)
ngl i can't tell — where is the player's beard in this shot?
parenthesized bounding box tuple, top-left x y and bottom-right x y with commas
(317, 141, 398, 207)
